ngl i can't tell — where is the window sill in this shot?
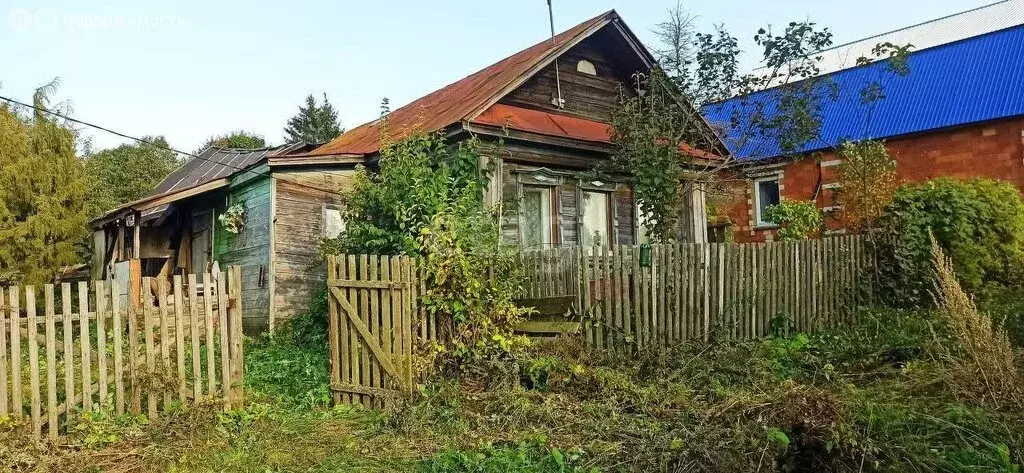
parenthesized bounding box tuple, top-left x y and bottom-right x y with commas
(753, 224, 779, 230)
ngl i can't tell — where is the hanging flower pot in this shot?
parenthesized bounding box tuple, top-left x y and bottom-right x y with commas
(219, 203, 247, 234)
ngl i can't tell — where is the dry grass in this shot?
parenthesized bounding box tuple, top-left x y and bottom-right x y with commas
(931, 237, 1024, 410)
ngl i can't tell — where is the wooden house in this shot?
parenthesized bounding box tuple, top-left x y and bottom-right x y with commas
(92, 10, 725, 332)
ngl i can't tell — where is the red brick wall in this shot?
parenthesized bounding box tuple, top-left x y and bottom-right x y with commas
(721, 117, 1024, 243)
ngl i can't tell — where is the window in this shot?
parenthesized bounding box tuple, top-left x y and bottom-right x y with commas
(576, 59, 597, 76)
(754, 176, 781, 227)
(323, 205, 345, 239)
(521, 186, 554, 248)
(581, 191, 612, 247)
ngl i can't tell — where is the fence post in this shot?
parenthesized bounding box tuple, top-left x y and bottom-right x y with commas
(228, 266, 244, 408)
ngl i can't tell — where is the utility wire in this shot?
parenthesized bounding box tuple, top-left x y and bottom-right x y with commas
(0, 94, 350, 202)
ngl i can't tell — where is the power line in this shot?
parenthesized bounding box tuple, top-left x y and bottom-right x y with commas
(0, 94, 350, 203)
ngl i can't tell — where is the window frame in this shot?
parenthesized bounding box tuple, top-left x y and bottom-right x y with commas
(753, 175, 782, 228)
(322, 203, 346, 239)
(520, 184, 557, 249)
(579, 189, 614, 248)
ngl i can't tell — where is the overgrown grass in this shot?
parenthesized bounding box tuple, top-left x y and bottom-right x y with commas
(6, 285, 1023, 472)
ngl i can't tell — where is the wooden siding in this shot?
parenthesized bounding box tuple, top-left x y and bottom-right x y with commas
(272, 169, 355, 324)
(214, 176, 271, 332)
(500, 34, 637, 122)
(498, 159, 637, 247)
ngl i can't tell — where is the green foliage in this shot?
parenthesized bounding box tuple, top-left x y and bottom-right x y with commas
(834, 140, 899, 232)
(244, 291, 331, 409)
(608, 68, 714, 242)
(72, 406, 147, 449)
(197, 130, 266, 152)
(420, 439, 590, 473)
(329, 128, 529, 367)
(0, 86, 90, 285)
(84, 136, 181, 215)
(763, 200, 822, 240)
(283, 93, 344, 144)
(335, 131, 486, 255)
(879, 178, 1024, 305)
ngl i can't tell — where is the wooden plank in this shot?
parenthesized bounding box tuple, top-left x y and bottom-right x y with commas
(515, 321, 583, 334)
(95, 281, 108, 410)
(379, 256, 393, 397)
(329, 287, 404, 384)
(0, 289, 6, 418)
(158, 279, 171, 408)
(402, 256, 414, 391)
(336, 258, 351, 405)
(618, 246, 631, 348)
(580, 246, 592, 346)
(329, 279, 409, 290)
(326, 256, 342, 405)
(631, 245, 642, 348)
(187, 275, 202, 401)
(217, 275, 231, 409)
(229, 266, 244, 407)
(329, 382, 401, 398)
(203, 275, 217, 400)
(590, 246, 602, 349)
(111, 281, 125, 415)
(127, 281, 140, 414)
(346, 255, 360, 406)
(369, 255, 382, 404)
(359, 255, 371, 408)
(77, 282, 92, 413)
(10, 287, 22, 419)
(172, 276, 187, 402)
(673, 244, 682, 342)
(143, 278, 157, 419)
(602, 244, 614, 349)
(27, 287, 41, 437)
(61, 284, 75, 418)
(45, 285, 58, 442)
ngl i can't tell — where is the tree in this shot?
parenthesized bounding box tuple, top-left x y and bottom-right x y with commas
(834, 140, 899, 234)
(283, 93, 343, 144)
(84, 136, 181, 215)
(197, 130, 266, 152)
(0, 85, 90, 285)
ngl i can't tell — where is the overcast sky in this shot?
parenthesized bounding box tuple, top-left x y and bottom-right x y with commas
(1, 0, 994, 154)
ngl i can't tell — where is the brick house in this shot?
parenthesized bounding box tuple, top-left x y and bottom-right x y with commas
(701, 1, 1024, 243)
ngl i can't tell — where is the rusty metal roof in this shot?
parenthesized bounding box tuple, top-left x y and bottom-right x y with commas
(308, 10, 616, 157)
(473, 103, 724, 161)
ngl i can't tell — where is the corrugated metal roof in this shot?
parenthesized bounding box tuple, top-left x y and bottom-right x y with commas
(307, 11, 616, 157)
(150, 146, 278, 196)
(799, 0, 1023, 78)
(702, 24, 1024, 160)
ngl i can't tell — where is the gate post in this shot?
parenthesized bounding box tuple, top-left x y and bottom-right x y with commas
(228, 265, 244, 407)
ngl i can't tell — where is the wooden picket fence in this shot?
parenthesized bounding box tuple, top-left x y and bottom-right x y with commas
(324, 236, 873, 405)
(520, 235, 872, 349)
(0, 267, 244, 442)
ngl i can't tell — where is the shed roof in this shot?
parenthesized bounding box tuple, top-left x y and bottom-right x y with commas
(307, 10, 618, 157)
(701, 24, 1024, 160)
(150, 146, 278, 196)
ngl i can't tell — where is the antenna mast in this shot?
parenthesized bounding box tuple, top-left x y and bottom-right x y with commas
(547, 0, 565, 108)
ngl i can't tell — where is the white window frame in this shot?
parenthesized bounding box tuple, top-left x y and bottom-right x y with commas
(580, 190, 613, 248)
(322, 204, 346, 239)
(520, 185, 556, 249)
(753, 175, 781, 228)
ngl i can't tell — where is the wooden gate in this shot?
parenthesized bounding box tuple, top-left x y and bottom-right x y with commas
(327, 255, 418, 407)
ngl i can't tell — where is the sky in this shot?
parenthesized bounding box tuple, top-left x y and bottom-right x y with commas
(1, 0, 995, 154)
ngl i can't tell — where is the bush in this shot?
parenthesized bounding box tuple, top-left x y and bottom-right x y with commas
(764, 200, 822, 240)
(878, 178, 1024, 305)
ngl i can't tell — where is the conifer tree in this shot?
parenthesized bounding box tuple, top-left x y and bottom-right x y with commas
(283, 93, 343, 144)
(0, 86, 90, 285)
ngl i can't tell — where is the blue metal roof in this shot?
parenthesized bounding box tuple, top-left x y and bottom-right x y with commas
(701, 24, 1024, 160)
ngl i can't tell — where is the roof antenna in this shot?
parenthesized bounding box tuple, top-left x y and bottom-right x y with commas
(547, 0, 565, 109)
